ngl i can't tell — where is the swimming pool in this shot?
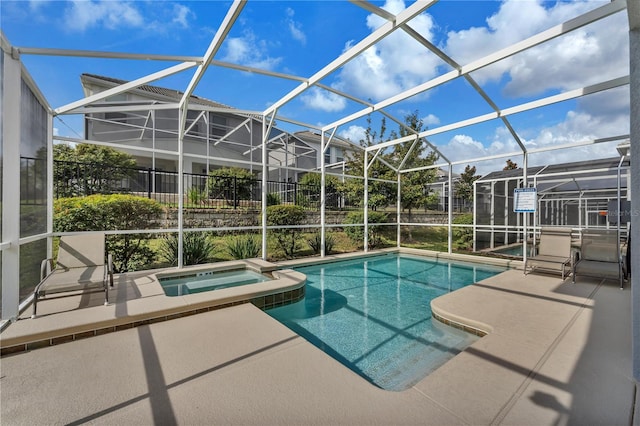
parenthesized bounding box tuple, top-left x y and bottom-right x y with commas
(267, 253, 505, 391)
(160, 269, 271, 296)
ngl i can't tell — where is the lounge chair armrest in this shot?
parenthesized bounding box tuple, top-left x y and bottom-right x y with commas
(40, 258, 54, 281)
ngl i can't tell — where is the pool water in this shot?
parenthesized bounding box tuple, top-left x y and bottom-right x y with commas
(160, 269, 270, 296)
(267, 253, 505, 391)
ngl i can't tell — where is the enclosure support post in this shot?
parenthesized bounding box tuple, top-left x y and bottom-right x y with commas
(261, 117, 267, 260)
(473, 181, 477, 252)
(397, 173, 401, 248)
(628, 0, 640, 382)
(364, 151, 369, 253)
(1, 50, 21, 320)
(320, 132, 327, 257)
(490, 181, 495, 249)
(523, 153, 529, 269)
(448, 164, 453, 254)
(47, 113, 54, 260)
(177, 109, 185, 268)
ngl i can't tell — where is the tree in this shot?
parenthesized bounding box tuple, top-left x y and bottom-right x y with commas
(53, 143, 137, 197)
(504, 159, 518, 170)
(455, 165, 480, 206)
(389, 111, 438, 217)
(340, 115, 396, 210)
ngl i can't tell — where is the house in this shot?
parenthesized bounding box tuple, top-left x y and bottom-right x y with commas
(80, 74, 355, 184)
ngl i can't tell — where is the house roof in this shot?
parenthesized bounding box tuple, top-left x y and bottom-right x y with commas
(292, 130, 354, 149)
(479, 157, 627, 182)
(80, 73, 231, 109)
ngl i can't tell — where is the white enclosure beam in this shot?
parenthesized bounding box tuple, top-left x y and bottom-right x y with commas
(266, 0, 435, 116)
(16, 46, 203, 63)
(179, 0, 246, 125)
(55, 62, 198, 115)
(214, 117, 252, 146)
(325, 0, 626, 132)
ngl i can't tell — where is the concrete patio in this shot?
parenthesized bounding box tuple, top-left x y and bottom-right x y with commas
(0, 262, 636, 425)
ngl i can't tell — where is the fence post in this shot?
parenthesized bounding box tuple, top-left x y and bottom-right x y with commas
(147, 168, 152, 199)
(233, 176, 237, 208)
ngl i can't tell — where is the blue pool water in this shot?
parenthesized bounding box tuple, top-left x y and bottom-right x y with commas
(160, 269, 270, 296)
(267, 253, 505, 391)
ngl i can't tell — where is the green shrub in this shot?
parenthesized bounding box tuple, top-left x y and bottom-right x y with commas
(344, 210, 389, 249)
(453, 213, 474, 250)
(206, 167, 256, 208)
(188, 187, 207, 206)
(266, 192, 281, 206)
(298, 172, 338, 188)
(265, 205, 306, 258)
(226, 234, 261, 259)
(307, 232, 335, 255)
(296, 193, 311, 208)
(158, 232, 215, 266)
(54, 194, 163, 272)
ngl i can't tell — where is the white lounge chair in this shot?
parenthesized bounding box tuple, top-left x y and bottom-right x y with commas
(32, 233, 114, 318)
(573, 229, 625, 289)
(524, 227, 573, 279)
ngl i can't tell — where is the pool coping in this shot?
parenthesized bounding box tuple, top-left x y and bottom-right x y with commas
(0, 258, 305, 355)
(277, 247, 524, 270)
(0, 249, 522, 356)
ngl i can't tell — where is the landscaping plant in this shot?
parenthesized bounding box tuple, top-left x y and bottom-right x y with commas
(54, 194, 163, 272)
(158, 232, 215, 266)
(265, 204, 306, 258)
(226, 234, 261, 259)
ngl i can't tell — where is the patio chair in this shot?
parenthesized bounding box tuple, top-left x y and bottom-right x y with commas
(572, 229, 625, 289)
(524, 227, 573, 280)
(32, 233, 114, 318)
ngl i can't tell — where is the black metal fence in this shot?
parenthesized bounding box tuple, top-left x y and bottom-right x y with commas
(21, 157, 349, 210)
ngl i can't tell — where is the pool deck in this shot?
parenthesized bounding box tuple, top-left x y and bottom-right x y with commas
(1, 250, 636, 425)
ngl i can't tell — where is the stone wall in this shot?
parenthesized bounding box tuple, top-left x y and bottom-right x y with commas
(163, 208, 460, 229)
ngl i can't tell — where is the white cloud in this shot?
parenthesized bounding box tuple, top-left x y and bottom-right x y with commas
(339, 125, 367, 145)
(63, 0, 144, 32)
(286, 7, 306, 45)
(222, 30, 282, 70)
(29, 0, 49, 11)
(445, 0, 629, 98)
(172, 4, 194, 29)
(334, 0, 441, 101)
(300, 88, 347, 112)
(423, 113, 440, 127)
(439, 91, 630, 175)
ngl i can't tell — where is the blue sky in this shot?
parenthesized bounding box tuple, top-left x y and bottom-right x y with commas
(1, 0, 631, 173)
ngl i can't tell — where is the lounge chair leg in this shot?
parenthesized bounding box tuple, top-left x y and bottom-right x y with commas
(31, 294, 38, 319)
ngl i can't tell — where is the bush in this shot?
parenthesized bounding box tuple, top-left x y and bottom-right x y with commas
(188, 187, 207, 206)
(453, 213, 474, 250)
(266, 192, 281, 206)
(206, 167, 256, 208)
(226, 234, 261, 259)
(54, 194, 163, 272)
(296, 193, 311, 208)
(344, 210, 389, 249)
(158, 232, 215, 266)
(265, 205, 307, 258)
(307, 232, 335, 255)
